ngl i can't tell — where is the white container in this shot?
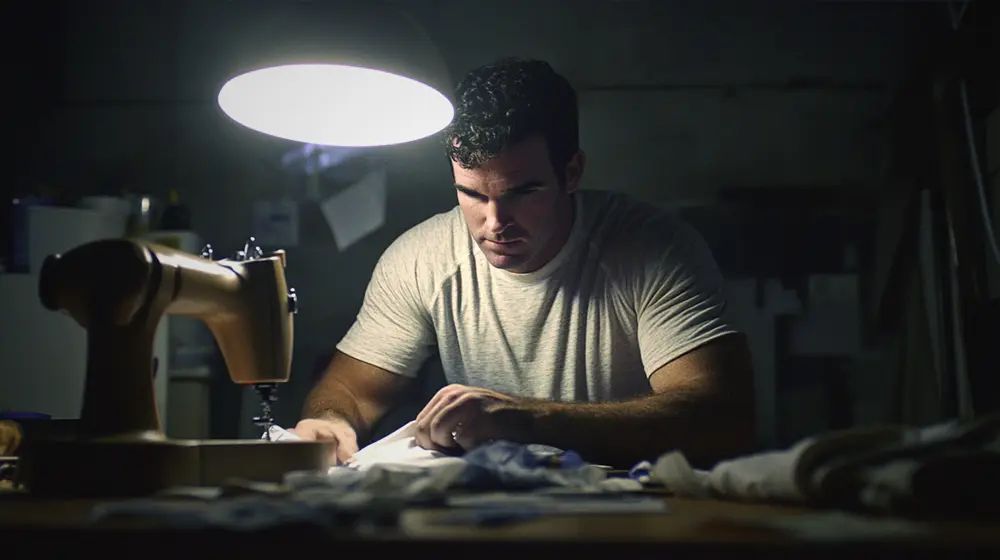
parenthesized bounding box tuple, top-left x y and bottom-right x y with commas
(0, 206, 168, 423)
(79, 196, 131, 223)
(28, 205, 127, 274)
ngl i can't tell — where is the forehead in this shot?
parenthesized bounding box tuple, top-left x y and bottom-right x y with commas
(452, 136, 554, 191)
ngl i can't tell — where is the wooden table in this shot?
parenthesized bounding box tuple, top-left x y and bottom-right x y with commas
(2, 490, 998, 556)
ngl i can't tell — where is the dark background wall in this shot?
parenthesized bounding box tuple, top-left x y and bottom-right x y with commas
(9, 0, 987, 446)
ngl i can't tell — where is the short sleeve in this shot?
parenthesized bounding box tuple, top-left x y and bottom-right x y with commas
(336, 239, 436, 377)
(635, 218, 738, 375)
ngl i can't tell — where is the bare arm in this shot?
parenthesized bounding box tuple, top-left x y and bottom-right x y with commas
(303, 351, 412, 443)
(493, 333, 757, 468)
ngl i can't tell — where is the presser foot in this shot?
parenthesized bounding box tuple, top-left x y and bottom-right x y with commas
(252, 383, 279, 440)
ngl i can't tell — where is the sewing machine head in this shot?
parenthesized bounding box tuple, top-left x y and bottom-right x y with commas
(15, 237, 331, 497)
(36, 236, 297, 440)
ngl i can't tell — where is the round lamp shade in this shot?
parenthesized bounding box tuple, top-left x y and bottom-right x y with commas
(219, 64, 454, 146)
(213, 2, 454, 147)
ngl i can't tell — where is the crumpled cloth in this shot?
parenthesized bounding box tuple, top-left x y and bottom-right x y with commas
(264, 420, 627, 493)
(279, 435, 632, 501)
(90, 422, 641, 530)
(646, 413, 1000, 515)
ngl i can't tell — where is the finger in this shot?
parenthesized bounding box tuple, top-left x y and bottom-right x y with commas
(309, 426, 341, 464)
(313, 426, 338, 440)
(413, 394, 443, 448)
(335, 427, 359, 462)
(414, 417, 435, 451)
(335, 446, 353, 465)
(414, 395, 437, 426)
(288, 428, 318, 441)
(414, 386, 448, 425)
(290, 421, 330, 441)
(415, 384, 462, 425)
(415, 386, 465, 450)
(430, 394, 478, 450)
(417, 403, 456, 452)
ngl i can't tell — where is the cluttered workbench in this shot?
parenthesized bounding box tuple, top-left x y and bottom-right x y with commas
(5, 417, 1000, 555)
(1, 489, 999, 555)
(4, 238, 999, 556)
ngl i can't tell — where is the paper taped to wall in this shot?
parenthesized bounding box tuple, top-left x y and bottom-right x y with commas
(319, 169, 387, 251)
(252, 198, 299, 247)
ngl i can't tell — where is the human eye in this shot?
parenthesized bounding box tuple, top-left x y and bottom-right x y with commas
(508, 185, 543, 198)
(458, 187, 488, 202)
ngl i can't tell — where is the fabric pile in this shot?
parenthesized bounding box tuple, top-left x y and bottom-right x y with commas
(89, 413, 1000, 531)
(267, 421, 628, 492)
(638, 413, 1000, 516)
(89, 420, 649, 531)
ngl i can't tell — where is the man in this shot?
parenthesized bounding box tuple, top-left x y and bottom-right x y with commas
(292, 57, 756, 469)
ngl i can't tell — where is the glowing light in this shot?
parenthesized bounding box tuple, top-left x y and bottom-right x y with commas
(218, 64, 454, 147)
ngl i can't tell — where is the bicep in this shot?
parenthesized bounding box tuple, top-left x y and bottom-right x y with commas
(636, 219, 736, 375)
(647, 333, 754, 396)
(337, 239, 435, 377)
(648, 333, 758, 461)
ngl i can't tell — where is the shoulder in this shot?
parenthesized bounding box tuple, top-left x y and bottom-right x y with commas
(374, 205, 470, 299)
(383, 205, 464, 258)
(581, 190, 708, 266)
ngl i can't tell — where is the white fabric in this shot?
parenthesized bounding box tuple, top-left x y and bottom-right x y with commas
(343, 421, 464, 471)
(650, 438, 817, 502)
(337, 189, 737, 402)
(647, 416, 998, 507)
(265, 421, 464, 471)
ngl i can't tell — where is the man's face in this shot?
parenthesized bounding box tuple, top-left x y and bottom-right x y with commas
(453, 136, 583, 273)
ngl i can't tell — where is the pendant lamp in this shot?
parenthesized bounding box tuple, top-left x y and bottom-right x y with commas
(215, 1, 454, 147)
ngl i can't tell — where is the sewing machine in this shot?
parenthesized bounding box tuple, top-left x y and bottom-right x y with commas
(17, 237, 333, 497)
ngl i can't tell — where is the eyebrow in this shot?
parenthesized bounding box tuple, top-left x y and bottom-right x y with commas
(454, 180, 546, 197)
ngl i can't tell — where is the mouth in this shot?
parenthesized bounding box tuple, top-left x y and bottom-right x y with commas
(484, 239, 523, 250)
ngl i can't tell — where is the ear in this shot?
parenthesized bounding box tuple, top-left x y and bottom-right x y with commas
(563, 150, 586, 194)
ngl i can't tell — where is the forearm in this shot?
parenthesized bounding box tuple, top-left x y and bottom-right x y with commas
(495, 390, 755, 469)
(302, 377, 373, 440)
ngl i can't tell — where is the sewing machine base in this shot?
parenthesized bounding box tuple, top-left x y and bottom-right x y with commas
(20, 437, 333, 497)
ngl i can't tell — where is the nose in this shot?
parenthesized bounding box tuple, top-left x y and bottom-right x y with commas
(485, 199, 513, 234)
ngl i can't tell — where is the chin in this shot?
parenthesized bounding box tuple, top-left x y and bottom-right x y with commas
(483, 249, 529, 271)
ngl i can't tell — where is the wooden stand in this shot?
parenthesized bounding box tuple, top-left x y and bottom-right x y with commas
(20, 437, 333, 498)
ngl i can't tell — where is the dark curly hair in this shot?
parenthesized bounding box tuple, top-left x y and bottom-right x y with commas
(444, 57, 579, 185)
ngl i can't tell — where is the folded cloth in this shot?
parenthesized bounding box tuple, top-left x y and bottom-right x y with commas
(648, 413, 1000, 515)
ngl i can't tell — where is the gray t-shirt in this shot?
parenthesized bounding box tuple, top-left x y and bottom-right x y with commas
(337, 189, 737, 403)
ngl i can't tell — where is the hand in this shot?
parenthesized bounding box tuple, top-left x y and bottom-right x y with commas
(289, 417, 359, 465)
(414, 384, 517, 452)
